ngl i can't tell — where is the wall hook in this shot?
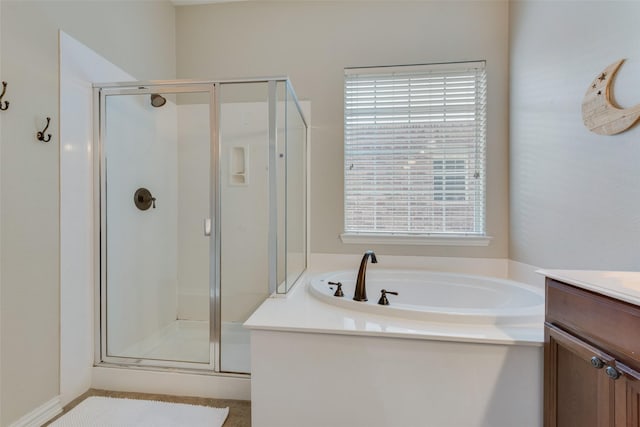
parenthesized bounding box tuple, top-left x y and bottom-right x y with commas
(0, 81, 9, 111)
(37, 117, 52, 143)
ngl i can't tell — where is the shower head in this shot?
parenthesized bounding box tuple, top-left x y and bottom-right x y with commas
(150, 94, 166, 108)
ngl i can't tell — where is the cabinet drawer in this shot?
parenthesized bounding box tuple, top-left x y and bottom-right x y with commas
(546, 278, 640, 368)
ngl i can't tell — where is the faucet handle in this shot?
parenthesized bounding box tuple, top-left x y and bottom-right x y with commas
(377, 289, 398, 306)
(328, 281, 344, 297)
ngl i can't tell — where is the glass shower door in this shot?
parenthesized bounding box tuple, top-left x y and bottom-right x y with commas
(218, 82, 271, 374)
(96, 77, 307, 374)
(99, 85, 215, 369)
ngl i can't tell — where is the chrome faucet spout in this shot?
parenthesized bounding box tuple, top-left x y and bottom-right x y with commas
(354, 250, 378, 301)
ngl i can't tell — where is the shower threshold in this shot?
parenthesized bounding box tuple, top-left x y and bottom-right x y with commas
(112, 320, 250, 373)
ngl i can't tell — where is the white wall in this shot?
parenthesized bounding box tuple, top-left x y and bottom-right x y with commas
(0, 2, 3, 423)
(509, 1, 640, 271)
(0, 1, 175, 424)
(176, 1, 510, 259)
(60, 30, 136, 409)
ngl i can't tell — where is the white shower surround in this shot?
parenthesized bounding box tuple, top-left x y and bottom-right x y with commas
(60, 32, 250, 405)
(246, 254, 543, 427)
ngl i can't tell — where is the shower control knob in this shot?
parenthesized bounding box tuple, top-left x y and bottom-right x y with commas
(134, 188, 156, 211)
(590, 356, 605, 369)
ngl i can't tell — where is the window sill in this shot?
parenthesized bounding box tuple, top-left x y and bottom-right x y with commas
(339, 233, 492, 247)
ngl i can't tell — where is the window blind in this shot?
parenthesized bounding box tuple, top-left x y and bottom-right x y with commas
(344, 61, 486, 236)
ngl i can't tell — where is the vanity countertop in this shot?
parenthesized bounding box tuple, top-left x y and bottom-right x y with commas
(539, 269, 640, 307)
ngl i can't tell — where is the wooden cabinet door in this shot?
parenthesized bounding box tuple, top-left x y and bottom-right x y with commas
(545, 323, 615, 427)
(614, 362, 640, 427)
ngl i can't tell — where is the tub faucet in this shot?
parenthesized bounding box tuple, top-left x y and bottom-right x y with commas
(354, 250, 378, 301)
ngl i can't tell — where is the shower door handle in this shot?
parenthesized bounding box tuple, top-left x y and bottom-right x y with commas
(204, 218, 212, 237)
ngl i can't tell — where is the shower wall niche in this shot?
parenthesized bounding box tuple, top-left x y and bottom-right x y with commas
(94, 79, 308, 374)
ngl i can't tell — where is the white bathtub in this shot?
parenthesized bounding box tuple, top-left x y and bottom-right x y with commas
(309, 269, 544, 325)
(248, 265, 544, 427)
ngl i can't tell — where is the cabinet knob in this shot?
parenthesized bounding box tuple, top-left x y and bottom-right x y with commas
(605, 366, 621, 380)
(590, 356, 605, 369)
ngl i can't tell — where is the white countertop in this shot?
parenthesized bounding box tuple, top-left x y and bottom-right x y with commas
(245, 270, 543, 346)
(539, 269, 640, 306)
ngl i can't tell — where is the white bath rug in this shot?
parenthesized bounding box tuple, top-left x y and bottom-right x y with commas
(49, 396, 229, 427)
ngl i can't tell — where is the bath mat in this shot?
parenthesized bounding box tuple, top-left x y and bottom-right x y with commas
(50, 396, 229, 427)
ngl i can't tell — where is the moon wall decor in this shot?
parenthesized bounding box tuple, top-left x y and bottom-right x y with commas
(582, 59, 640, 135)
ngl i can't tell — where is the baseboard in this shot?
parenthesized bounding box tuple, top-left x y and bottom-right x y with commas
(7, 396, 62, 427)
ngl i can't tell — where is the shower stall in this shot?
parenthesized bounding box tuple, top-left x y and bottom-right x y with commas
(93, 79, 307, 374)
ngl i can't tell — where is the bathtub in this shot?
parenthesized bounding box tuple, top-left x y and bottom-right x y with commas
(247, 265, 544, 427)
(309, 269, 544, 325)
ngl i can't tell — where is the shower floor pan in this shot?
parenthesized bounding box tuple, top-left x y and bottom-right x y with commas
(114, 320, 250, 373)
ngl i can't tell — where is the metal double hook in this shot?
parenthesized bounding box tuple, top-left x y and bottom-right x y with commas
(37, 117, 52, 143)
(0, 81, 9, 111)
(0, 81, 52, 142)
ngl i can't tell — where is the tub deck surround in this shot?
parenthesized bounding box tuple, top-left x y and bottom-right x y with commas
(538, 269, 640, 305)
(247, 266, 545, 427)
(245, 270, 544, 346)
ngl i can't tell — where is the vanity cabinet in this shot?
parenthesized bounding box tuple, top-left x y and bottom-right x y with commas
(544, 278, 640, 427)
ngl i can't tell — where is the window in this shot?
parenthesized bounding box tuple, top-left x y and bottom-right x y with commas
(433, 159, 467, 202)
(343, 61, 487, 243)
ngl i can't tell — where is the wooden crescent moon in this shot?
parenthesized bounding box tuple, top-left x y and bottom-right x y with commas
(582, 59, 640, 135)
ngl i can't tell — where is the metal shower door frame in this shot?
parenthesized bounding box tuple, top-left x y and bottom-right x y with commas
(93, 81, 222, 373)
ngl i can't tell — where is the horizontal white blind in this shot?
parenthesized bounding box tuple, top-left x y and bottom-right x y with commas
(344, 61, 486, 235)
